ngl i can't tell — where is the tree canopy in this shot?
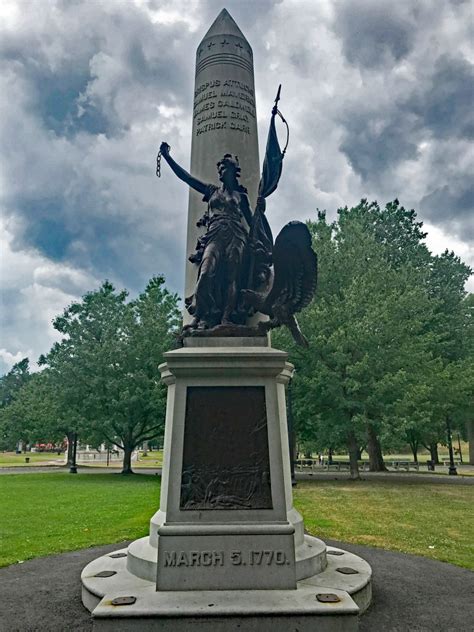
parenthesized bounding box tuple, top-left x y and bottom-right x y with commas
(274, 199, 473, 477)
(0, 276, 177, 472)
(37, 276, 180, 473)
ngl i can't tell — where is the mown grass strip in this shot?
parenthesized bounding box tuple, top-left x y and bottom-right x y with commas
(0, 473, 159, 567)
(294, 479, 474, 570)
(1, 474, 472, 570)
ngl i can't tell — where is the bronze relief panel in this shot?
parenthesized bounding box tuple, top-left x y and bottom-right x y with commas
(180, 386, 272, 510)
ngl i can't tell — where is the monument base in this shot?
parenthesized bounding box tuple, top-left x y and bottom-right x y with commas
(81, 337, 372, 629)
(82, 545, 370, 631)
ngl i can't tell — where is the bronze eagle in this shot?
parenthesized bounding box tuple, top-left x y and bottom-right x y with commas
(242, 220, 317, 347)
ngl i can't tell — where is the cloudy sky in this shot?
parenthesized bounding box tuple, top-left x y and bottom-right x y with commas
(1, 0, 473, 374)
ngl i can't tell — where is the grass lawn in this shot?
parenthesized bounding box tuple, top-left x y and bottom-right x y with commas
(0, 452, 64, 466)
(79, 451, 164, 468)
(0, 474, 472, 570)
(294, 480, 474, 570)
(0, 450, 164, 469)
(0, 473, 160, 567)
(134, 451, 164, 468)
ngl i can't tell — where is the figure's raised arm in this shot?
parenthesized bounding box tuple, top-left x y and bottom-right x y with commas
(159, 142, 208, 195)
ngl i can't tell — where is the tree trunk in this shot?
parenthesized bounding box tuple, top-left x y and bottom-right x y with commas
(410, 443, 418, 463)
(446, 416, 457, 475)
(66, 432, 75, 466)
(121, 444, 134, 475)
(367, 424, 387, 471)
(328, 447, 334, 465)
(467, 420, 474, 466)
(429, 442, 440, 465)
(347, 431, 360, 480)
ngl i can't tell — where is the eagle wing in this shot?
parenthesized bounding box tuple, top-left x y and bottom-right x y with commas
(262, 221, 317, 316)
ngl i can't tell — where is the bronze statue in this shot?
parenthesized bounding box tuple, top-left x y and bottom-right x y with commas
(159, 144, 254, 329)
(158, 88, 318, 345)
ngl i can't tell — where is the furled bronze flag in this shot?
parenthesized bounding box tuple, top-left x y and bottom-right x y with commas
(249, 85, 289, 289)
(259, 84, 289, 200)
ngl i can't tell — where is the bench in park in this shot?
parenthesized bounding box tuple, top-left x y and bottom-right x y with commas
(295, 459, 317, 473)
(295, 460, 371, 473)
(325, 463, 343, 471)
(296, 458, 463, 474)
(325, 461, 351, 471)
(389, 460, 420, 471)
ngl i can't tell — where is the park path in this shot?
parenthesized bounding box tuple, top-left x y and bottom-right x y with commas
(1, 464, 473, 484)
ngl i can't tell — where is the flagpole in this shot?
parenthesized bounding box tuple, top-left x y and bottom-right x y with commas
(273, 84, 282, 114)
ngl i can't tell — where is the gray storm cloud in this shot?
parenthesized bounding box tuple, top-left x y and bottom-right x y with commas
(0, 0, 472, 371)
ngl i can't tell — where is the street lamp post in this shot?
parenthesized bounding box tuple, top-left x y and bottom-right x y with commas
(446, 416, 457, 476)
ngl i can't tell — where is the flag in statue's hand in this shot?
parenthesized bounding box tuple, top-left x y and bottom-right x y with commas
(248, 86, 289, 290)
(257, 84, 289, 204)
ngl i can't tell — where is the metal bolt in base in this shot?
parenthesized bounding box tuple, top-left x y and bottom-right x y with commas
(111, 596, 136, 606)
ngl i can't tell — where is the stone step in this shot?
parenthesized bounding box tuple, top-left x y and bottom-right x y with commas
(81, 543, 372, 622)
(91, 583, 359, 632)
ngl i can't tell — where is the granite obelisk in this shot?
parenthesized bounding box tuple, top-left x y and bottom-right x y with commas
(184, 8, 260, 324)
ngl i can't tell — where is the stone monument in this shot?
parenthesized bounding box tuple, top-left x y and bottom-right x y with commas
(81, 9, 372, 631)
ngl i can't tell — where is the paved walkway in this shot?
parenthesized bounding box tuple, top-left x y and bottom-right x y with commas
(296, 470, 474, 485)
(0, 540, 472, 631)
(2, 465, 474, 485)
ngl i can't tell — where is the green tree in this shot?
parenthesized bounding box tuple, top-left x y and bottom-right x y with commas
(275, 201, 467, 479)
(463, 293, 474, 464)
(0, 358, 31, 450)
(0, 370, 79, 458)
(39, 276, 180, 474)
(424, 251, 473, 461)
(0, 358, 31, 407)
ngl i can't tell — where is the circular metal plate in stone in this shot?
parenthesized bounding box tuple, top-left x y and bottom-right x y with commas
(111, 596, 137, 606)
(336, 566, 359, 574)
(316, 593, 341, 603)
(327, 550, 345, 556)
(109, 553, 127, 558)
(94, 570, 117, 578)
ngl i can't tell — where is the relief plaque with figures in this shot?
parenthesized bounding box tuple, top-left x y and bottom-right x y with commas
(180, 386, 272, 510)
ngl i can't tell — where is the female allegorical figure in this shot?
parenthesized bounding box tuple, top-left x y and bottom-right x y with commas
(159, 142, 253, 330)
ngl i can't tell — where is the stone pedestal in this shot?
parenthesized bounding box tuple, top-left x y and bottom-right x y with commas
(81, 338, 372, 630)
(156, 338, 297, 591)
